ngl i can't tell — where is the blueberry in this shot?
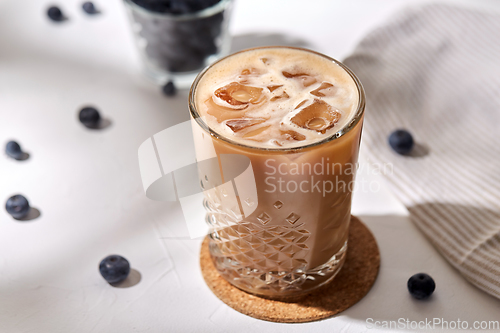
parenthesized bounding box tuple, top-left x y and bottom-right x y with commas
(408, 273, 435, 299)
(6, 141, 23, 159)
(6, 195, 30, 219)
(99, 255, 130, 284)
(170, 0, 191, 15)
(389, 129, 414, 155)
(47, 6, 65, 22)
(79, 106, 101, 127)
(82, 2, 98, 14)
(162, 81, 177, 96)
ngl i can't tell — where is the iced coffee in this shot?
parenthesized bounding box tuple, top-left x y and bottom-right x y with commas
(189, 47, 365, 298)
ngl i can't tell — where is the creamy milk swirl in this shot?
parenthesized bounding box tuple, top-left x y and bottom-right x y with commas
(195, 48, 359, 148)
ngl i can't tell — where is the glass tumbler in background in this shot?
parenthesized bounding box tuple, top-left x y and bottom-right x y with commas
(123, 0, 233, 88)
(189, 47, 366, 298)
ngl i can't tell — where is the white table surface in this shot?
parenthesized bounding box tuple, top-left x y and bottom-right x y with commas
(1, 0, 500, 332)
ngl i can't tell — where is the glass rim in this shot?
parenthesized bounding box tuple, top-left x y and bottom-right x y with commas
(188, 46, 366, 152)
(123, 0, 232, 21)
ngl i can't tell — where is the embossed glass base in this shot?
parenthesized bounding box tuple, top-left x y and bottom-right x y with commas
(208, 216, 348, 298)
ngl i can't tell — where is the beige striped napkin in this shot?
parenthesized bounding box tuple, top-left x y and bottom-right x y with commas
(344, 3, 500, 298)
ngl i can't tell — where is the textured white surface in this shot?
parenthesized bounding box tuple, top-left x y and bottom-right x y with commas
(1, 0, 500, 332)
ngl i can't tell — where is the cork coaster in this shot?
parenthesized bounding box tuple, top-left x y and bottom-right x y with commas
(199, 216, 380, 323)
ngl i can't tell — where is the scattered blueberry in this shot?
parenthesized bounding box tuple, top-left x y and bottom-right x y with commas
(162, 81, 177, 97)
(5, 141, 24, 160)
(407, 273, 435, 299)
(79, 106, 101, 128)
(6, 195, 31, 219)
(82, 1, 98, 14)
(99, 255, 131, 284)
(47, 6, 65, 22)
(389, 129, 414, 155)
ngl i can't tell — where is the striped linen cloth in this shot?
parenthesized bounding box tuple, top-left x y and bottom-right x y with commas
(344, 3, 500, 298)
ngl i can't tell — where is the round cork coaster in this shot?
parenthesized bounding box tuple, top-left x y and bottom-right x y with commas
(199, 216, 380, 323)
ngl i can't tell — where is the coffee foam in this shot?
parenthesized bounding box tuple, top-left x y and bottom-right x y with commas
(195, 48, 360, 148)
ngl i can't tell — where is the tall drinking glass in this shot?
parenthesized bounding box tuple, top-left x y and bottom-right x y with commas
(189, 47, 365, 298)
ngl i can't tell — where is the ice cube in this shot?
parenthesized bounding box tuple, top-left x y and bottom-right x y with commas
(267, 85, 283, 92)
(271, 139, 283, 147)
(305, 117, 328, 130)
(214, 82, 264, 107)
(280, 130, 306, 141)
(272, 129, 306, 146)
(225, 118, 266, 132)
(310, 82, 337, 97)
(204, 97, 247, 122)
(295, 100, 308, 109)
(270, 91, 289, 102)
(243, 125, 271, 138)
(241, 68, 256, 75)
(231, 90, 254, 103)
(282, 70, 317, 87)
(290, 99, 341, 134)
(238, 68, 263, 84)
